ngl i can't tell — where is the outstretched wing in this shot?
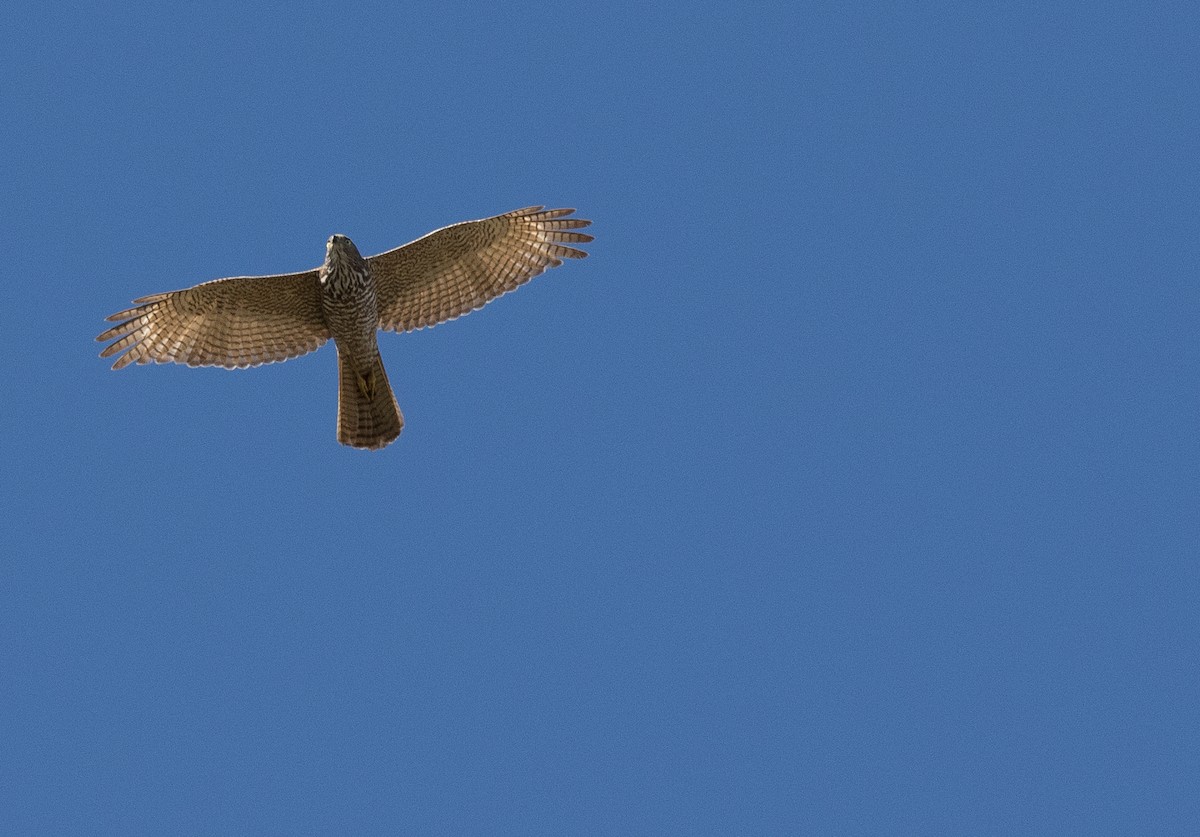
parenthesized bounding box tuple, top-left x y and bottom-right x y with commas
(97, 269, 329, 369)
(368, 206, 593, 333)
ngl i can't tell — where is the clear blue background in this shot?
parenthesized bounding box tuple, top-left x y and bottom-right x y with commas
(2, 2, 1197, 833)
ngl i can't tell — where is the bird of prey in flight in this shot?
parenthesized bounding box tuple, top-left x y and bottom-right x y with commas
(97, 206, 593, 449)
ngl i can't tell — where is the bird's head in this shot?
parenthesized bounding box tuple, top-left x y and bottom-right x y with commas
(325, 234, 364, 267)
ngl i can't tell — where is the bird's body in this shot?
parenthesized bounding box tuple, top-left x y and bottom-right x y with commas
(320, 234, 380, 364)
(320, 234, 401, 449)
(97, 206, 592, 449)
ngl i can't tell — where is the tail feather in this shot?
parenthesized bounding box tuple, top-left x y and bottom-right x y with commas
(337, 350, 404, 450)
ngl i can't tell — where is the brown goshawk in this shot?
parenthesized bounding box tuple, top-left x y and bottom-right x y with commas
(97, 206, 593, 449)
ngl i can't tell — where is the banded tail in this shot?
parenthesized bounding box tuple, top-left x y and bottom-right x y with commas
(337, 350, 403, 450)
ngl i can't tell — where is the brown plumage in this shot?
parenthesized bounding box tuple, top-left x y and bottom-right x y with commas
(97, 206, 593, 449)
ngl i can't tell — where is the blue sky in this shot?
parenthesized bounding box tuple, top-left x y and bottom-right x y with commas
(2, 1, 1197, 833)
